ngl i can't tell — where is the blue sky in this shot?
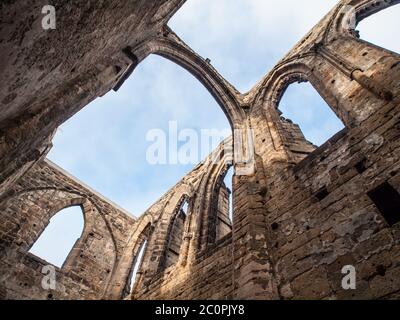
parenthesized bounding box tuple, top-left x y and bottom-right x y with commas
(35, 1, 399, 267)
(29, 206, 84, 268)
(169, 0, 338, 92)
(48, 55, 230, 217)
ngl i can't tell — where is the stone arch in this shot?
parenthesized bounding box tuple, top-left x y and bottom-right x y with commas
(199, 152, 233, 249)
(336, 0, 400, 37)
(205, 161, 233, 246)
(122, 222, 153, 298)
(129, 182, 195, 291)
(332, 0, 400, 61)
(262, 62, 349, 126)
(157, 193, 192, 271)
(190, 139, 233, 252)
(0, 187, 118, 295)
(1, 187, 118, 255)
(104, 213, 155, 299)
(326, 0, 400, 115)
(142, 31, 244, 128)
(27, 196, 88, 270)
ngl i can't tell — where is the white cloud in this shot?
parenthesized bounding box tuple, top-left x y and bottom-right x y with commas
(357, 5, 400, 54)
(169, 0, 339, 92)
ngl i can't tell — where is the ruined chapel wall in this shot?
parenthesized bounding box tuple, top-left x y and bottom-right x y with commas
(265, 100, 400, 299)
(0, 159, 137, 300)
(135, 233, 234, 300)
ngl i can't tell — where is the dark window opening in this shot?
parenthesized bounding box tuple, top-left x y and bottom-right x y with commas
(315, 187, 329, 201)
(367, 182, 400, 226)
(271, 222, 279, 231)
(355, 158, 367, 174)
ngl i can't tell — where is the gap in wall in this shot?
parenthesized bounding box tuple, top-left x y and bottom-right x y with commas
(278, 82, 345, 147)
(28, 206, 84, 268)
(357, 5, 400, 54)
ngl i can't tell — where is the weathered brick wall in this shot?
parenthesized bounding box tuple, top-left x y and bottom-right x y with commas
(279, 117, 316, 162)
(0, 0, 399, 300)
(267, 101, 400, 300)
(0, 0, 186, 195)
(165, 210, 186, 268)
(135, 234, 234, 300)
(104, 139, 235, 300)
(0, 160, 136, 300)
(134, 106, 399, 300)
(132, 0, 400, 300)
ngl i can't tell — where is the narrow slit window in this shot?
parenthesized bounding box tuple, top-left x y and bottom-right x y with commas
(181, 200, 189, 215)
(29, 206, 84, 268)
(367, 182, 400, 226)
(127, 239, 147, 294)
(224, 166, 234, 223)
(216, 166, 234, 241)
(164, 200, 189, 268)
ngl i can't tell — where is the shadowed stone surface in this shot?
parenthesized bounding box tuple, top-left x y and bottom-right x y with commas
(0, 0, 399, 300)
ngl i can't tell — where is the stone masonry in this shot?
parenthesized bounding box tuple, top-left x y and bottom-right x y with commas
(1, 0, 400, 300)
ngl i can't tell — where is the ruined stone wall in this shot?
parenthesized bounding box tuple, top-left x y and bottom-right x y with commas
(0, 160, 137, 299)
(0, 0, 186, 196)
(133, 0, 400, 300)
(268, 101, 400, 299)
(279, 117, 316, 162)
(133, 106, 400, 300)
(103, 139, 235, 300)
(135, 234, 234, 300)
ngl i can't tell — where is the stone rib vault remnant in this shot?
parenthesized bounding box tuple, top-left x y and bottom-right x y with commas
(1, 0, 400, 300)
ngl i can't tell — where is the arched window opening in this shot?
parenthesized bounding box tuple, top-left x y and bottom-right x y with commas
(181, 200, 189, 215)
(125, 239, 148, 296)
(164, 199, 189, 268)
(47, 54, 231, 219)
(28, 206, 84, 268)
(216, 166, 234, 240)
(356, 5, 400, 54)
(169, 0, 337, 92)
(278, 82, 345, 148)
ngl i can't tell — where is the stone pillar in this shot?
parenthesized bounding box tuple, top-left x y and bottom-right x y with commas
(232, 170, 279, 300)
(229, 116, 279, 299)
